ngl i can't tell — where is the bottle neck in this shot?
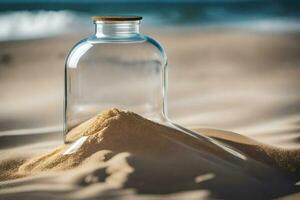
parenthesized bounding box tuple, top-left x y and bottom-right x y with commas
(94, 21, 140, 38)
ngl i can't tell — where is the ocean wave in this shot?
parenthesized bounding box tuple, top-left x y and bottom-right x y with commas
(0, 10, 299, 41)
(0, 11, 90, 41)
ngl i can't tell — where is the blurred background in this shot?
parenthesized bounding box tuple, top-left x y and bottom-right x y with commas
(0, 0, 299, 148)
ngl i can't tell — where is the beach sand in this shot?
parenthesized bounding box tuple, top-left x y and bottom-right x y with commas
(0, 29, 300, 199)
(0, 108, 300, 199)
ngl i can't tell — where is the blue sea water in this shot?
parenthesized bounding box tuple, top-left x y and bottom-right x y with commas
(0, 0, 299, 41)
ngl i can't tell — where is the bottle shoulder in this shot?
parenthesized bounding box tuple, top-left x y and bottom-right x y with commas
(141, 34, 167, 64)
(65, 34, 167, 68)
(65, 38, 93, 68)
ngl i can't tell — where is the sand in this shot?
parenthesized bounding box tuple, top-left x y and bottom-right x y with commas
(0, 29, 300, 199)
(0, 108, 299, 199)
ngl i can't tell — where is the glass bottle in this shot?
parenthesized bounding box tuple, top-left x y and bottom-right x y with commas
(64, 16, 167, 143)
(64, 16, 246, 162)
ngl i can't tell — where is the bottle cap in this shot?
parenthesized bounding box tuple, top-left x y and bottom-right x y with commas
(92, 16, 142, 22)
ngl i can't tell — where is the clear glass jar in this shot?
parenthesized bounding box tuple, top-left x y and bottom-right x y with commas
(64, 16, 168, 143)
(63, 16, 245, 161)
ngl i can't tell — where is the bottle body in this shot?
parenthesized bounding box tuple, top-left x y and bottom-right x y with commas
(64, 18, 167, 143)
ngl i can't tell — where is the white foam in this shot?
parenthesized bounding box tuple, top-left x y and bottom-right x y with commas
(0, 10, 89, 41)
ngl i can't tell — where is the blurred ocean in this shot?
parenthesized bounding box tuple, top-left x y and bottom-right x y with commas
(0, 0, 299, 41)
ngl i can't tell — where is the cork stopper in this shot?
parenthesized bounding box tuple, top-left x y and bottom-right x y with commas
(91, 16, 142, 22)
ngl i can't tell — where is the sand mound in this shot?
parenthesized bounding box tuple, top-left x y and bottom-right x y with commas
(17, 108, 238, 174)
(1, 108, 299, 199)
(18, 108, 186, 173)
